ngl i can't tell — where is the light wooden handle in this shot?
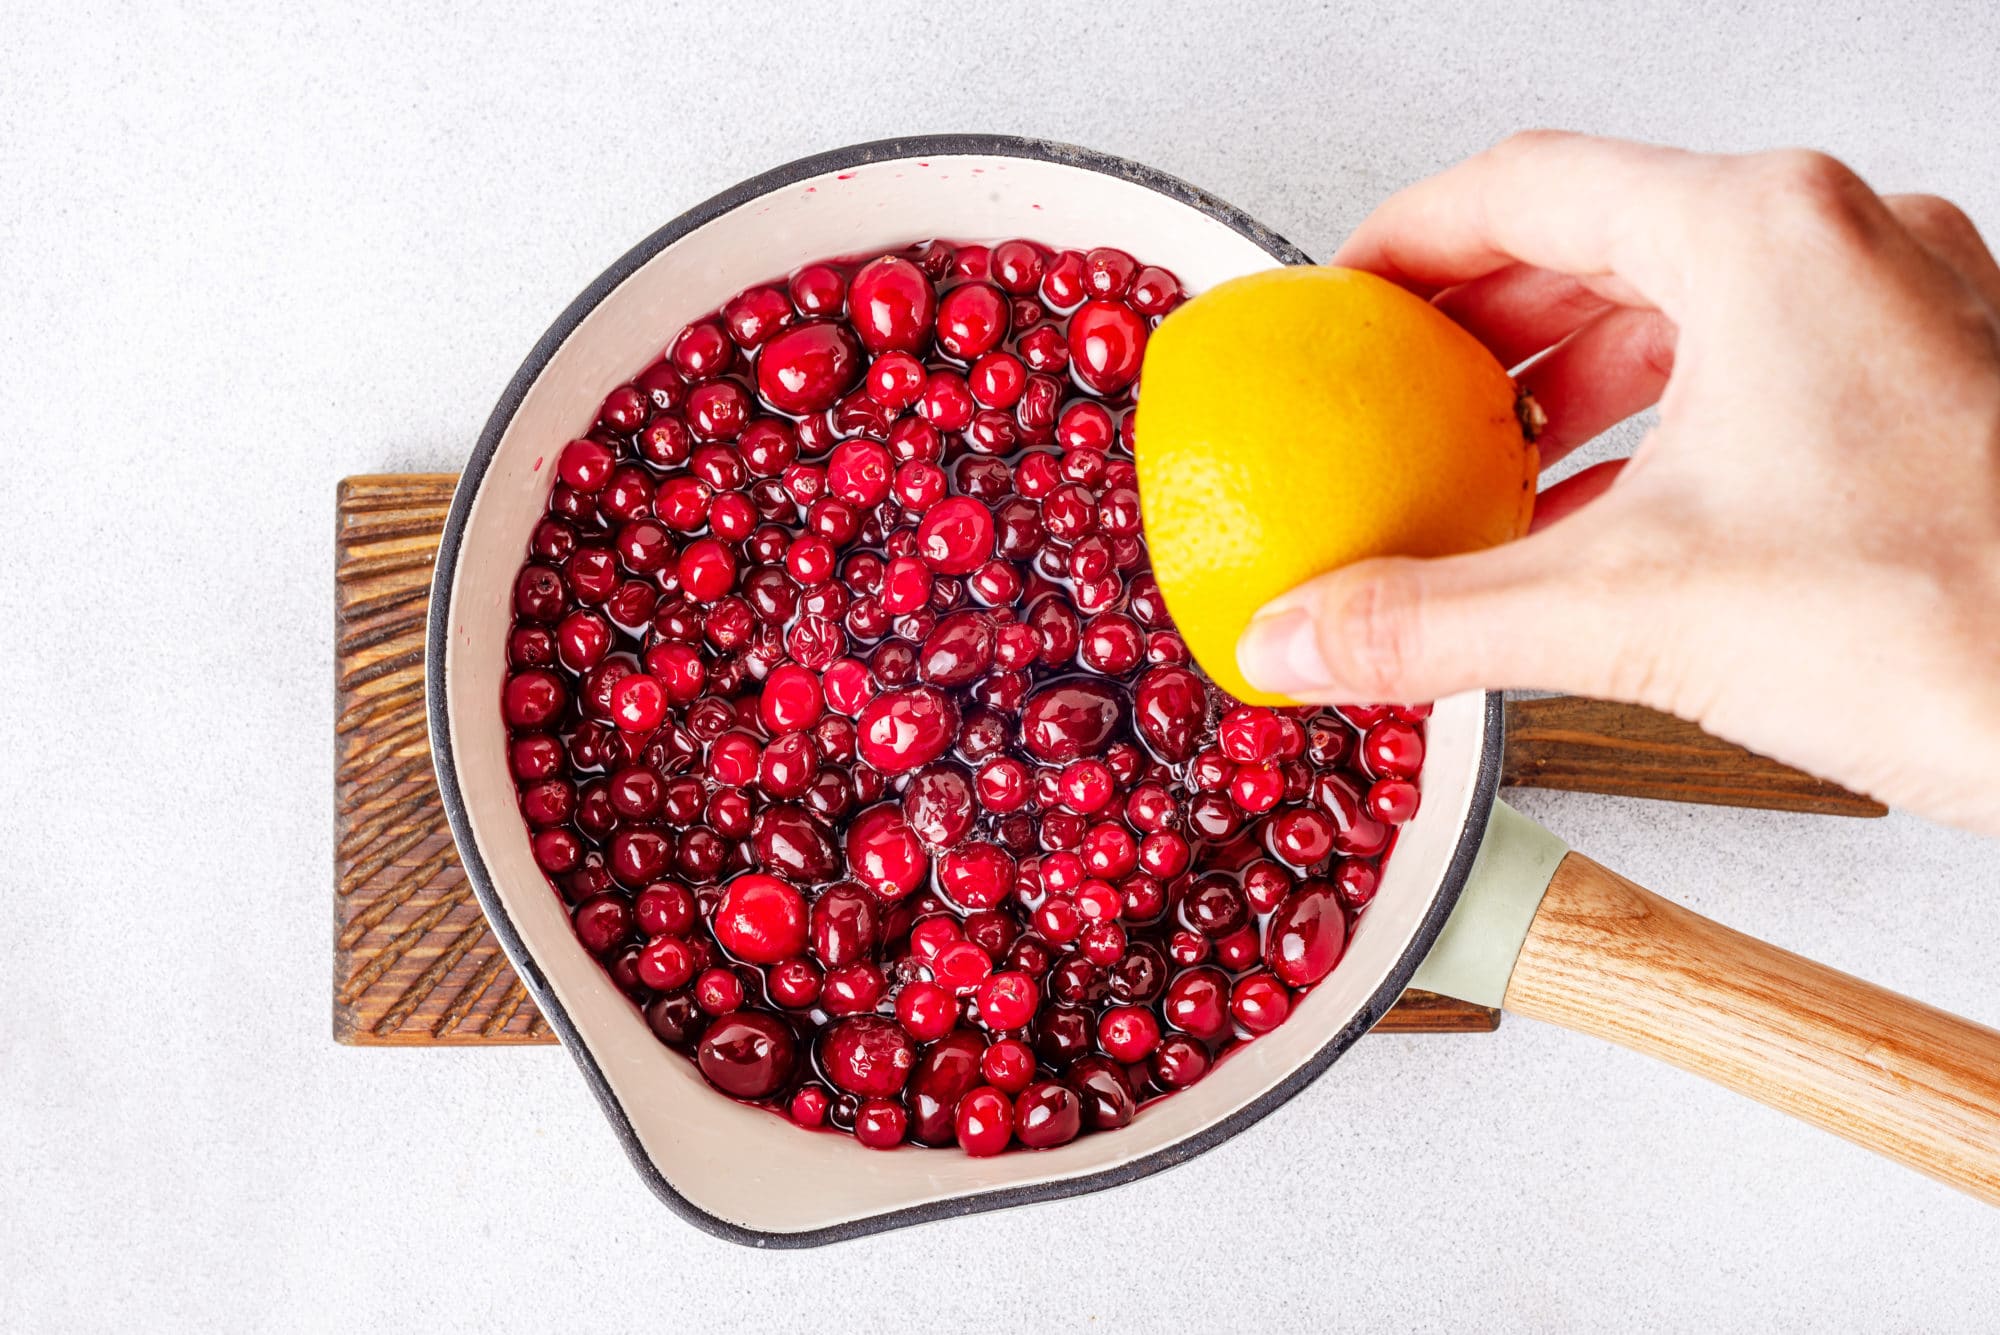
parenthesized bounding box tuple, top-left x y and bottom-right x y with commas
(1504, 852, 2000, 1205)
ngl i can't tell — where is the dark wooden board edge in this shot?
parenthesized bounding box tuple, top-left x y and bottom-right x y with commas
(1499, 696, 1886, 817)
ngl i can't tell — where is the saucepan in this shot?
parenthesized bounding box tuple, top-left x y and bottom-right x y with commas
(427, 134, 2000, 1246)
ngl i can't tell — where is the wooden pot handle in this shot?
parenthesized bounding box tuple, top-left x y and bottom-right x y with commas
(1503, 852, 2000, 1205)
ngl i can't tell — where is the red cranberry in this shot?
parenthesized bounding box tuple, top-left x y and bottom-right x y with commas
(1067, 300, 1147, 395)
(854, 686, 958, 774)
(571, 895, 631, 955)
(956, 1086, 1014, 1156)
(844, 803, 928, 899)
(854, 1098, 908, 1149)
(1013, 1080, 1082, 1149)
(757, 321, 863, 416)
(1040, 250, 1087, 308)
(1333, 857, 1380, 911)
(646, 991, 705, 1049)
(916, 496, 995, 574)
(1132, 666, 1206, 762)
(1019, 677, 1123, 762)
(635, 883, 696, 937)
(789, 1083, 831, 1127)
(975, 971, 1039, 1031)
(1067, 1056, 1138, 1130)
(723, 284, 793, 347)
(936, 282, 1009, 359)
(768, 957, 823, 1008)
(895, 980, 957, 1041)
(1163, 967, 1232, 1041)
(696, 1012, 797, 1100)
(636, 935, 696, 992)
(1150, 1034, 1210, 1090)
(1231, 972, 1293, 1034)
(821, 962, 887, 1015)
(905, 1029, 984, 1146)
(1265, 883, 1347, 987)
(712, 873, 807, 964)
(819, 1014, 917, 1098)
(847, 255, 936, 353)
(788, 263, 846, 314)
(902, 763, 975, 847)
(749, 804, 837, 881)
(937, 841, 1017, 912)
(1367, 778, 1421, 824)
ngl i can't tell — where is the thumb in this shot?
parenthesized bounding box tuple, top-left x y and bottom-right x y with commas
(1233, 514, 1661, 705)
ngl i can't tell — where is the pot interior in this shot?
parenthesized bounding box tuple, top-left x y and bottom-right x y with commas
(439, 144, 1494, 1238)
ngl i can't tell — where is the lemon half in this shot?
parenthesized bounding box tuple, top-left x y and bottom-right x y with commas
(1134, 266, 1537, 705)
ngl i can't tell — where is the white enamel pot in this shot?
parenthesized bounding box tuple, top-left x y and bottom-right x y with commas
(429, 136, 2000, 1247)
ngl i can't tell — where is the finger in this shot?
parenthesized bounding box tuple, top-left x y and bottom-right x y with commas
(1886, 194, 2000, 311)
(1515, 307, 1678, 465)
(1431, 264, 1617, 368)
(1235, 498, 1675, 706)
(1332, 131, 1712, 314)
(1531, 458, 1627, 532)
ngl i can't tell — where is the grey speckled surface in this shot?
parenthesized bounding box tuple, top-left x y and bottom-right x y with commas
(4, 1, 1999, 1329)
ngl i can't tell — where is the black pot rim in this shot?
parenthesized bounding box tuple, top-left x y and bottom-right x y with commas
(426, 132, 1505, 1249)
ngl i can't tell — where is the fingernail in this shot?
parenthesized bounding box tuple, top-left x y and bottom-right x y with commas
(1236, 607, 1333, 697)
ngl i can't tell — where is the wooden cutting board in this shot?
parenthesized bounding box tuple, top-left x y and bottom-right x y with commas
(334, 474, 1882, 1047)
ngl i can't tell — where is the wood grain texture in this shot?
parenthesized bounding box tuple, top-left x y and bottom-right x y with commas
(1501, 695, 1886, 816)
(330, 472, 1495, 1042)
(1505, 853, 2000, 1206)
(336, 475, 551, 1044)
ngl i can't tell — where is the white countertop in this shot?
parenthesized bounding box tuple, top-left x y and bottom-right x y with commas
(5, 2, 1999, 1329)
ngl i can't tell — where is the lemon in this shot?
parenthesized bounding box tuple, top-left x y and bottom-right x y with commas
(1134, 266, 1537, 706)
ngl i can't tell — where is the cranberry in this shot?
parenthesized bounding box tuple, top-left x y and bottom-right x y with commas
(756, 321, 863, 416)
(916, 496, 995, 574)
(854, 1098, 908, 1149)
(789, 1084, 831, 1127)
(936, 282, 1009, 360)
(847, 255, 936, 353)
(1132, 666, 1206, 762)
(1013, 1080, 1082, 1149)
(1265, 883, 1347, 987)
(1040, 250, 1087, 309)
(899, 762, 974, 848)
(956, 1086, 1014, 1156)
(855, 686, 958, 774)
(636, 935, 696, 991)
(895, 980, 957, 1041)
(1019, 678, 1123, 762)
(844, 803, 928, 899)
(1151, 1034, 1210, 1090)
(571, 894, 631, 955)
(1367, 778, 1421, 823)
(819, 1014, 916, 1097)
(937, 841, 1017, 912)
(1163, 967, 1232, 1041)
(646, 991, 705, 1049)
(1067, 1056, 1138, 1131)
(712, 873, 807, 964)
(975, 971, 1039, 1031)
(905, 1030, 984, 1146)
(696, 1013, 797, 1100)
(1067, 300, 1147, 395)
(1231, 972, 1293, 1034)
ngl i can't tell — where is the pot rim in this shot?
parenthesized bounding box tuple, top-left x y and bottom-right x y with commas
(426, 132, 1505, 1247)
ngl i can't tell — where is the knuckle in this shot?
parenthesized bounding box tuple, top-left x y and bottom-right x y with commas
(1741, 149, 1882, 245)
(1896, 193, 1988, 255)
(1322, 565, 1426, 701)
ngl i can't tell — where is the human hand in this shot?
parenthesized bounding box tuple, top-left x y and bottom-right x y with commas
(1233, 133, 2000, 833)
